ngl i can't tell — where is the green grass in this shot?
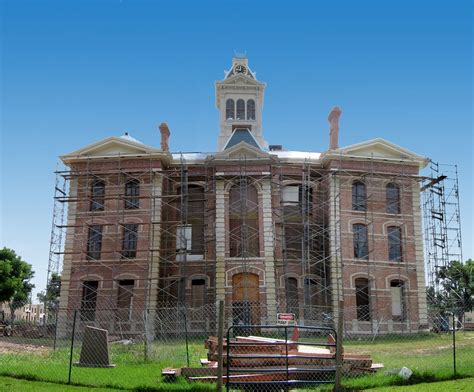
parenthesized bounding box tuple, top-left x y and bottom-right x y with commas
(365, 377, 474, 391)
(0, 375, 119, 392)
(0, 332, 472, 391)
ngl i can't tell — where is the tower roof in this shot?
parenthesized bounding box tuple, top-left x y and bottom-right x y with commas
(223, 128, 261, 150)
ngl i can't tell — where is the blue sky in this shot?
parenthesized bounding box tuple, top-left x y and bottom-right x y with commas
(1, 0, 472, 297)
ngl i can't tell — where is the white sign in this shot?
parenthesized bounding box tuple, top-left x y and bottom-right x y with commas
(277, 313, 296, 326)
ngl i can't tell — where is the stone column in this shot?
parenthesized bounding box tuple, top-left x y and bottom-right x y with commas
(329, 174, 343, 323)
(145, 171, 163, 338)
(215, 180, 226, 302)
(412, 181, 428, 327)
(261, 179, 277, 322)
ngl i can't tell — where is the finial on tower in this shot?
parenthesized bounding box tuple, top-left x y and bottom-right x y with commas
(328, 106, 342, 150)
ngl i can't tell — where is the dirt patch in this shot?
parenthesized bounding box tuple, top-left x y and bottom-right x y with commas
(0, 341, 50, 356)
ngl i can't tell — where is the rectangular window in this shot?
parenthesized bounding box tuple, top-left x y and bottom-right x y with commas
(388, 226, 403, 262)
(117, 280, 134, 321)
(191, 279, 206, 308)
(353, 224, 369, 260)
(90, 180, 105, 211)
(122, 224, 138, 258)
(81, 281, 98, 321)
(386, 183, 400, 214)
(176, 225, 192, 253)
(124, 180, 140, 209)
(87, 225, 103, 260)
(352, 181, 367, 211)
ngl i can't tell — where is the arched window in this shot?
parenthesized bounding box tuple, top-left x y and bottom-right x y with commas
(390, 280, 406, 321)
(388, 226, 403, 262)
(353, 223, 369, 260)
(236, 99, 245, 120)
(386, 183, 400, 214)
(352, 181, 366, 211)
(226, 99, 235, 120)
(355, 278, 370, 321)
(229, 182, 259, 257)
(247, 99, 255, 120)
(124, 179, 140, 209)
(90, 180, 105, 211)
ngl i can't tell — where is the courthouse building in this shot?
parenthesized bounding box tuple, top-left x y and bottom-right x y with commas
(57, 56, 428, 334)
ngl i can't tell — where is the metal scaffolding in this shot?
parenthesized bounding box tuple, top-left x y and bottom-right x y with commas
(422, 161, 463, 289)
(46, 152, 462, 336)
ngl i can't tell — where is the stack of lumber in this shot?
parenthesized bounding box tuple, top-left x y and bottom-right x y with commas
(163, 335, 383, 383)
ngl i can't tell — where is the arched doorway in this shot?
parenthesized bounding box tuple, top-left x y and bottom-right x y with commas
(232, 273, 260, 329)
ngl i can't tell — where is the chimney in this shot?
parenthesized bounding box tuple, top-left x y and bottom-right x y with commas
(159, 122, 170, 152)
(328, 106, 342, 150)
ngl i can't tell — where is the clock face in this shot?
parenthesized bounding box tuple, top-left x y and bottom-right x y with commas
(234, 64, 247, 74)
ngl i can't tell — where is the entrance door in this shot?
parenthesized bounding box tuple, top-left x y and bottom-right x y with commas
(232, 273, 260, 330)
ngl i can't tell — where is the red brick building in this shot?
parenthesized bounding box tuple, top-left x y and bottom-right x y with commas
(57, 56, 428, 335)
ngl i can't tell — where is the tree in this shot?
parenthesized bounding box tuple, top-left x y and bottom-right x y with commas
(429, 259, 474, 325)
(37, 273, 61, 314)
(0, 248, 35, 321)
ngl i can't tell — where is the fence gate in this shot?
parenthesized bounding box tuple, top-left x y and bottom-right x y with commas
(226, 325, 337, 391)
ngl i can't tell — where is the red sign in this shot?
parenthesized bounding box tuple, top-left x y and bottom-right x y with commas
(277, 313, 296, 325)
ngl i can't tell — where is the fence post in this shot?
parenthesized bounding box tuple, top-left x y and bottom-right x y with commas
(68, 310, 77, 384)
(53, 309, 59, 351)
(333, 300, 344, 392)
(216, 300, 225, 392)
(183, 306, 190, 367)
(144, 309, 148, 362)
(452, 312, 456, 377)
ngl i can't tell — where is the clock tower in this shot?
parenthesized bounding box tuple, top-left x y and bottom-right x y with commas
(215, 56, 268, 151)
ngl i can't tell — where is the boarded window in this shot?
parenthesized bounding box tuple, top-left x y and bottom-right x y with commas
(90, 180, 105, 211)
(229, 182, 260, 257)
(355, 278, 370, 321)
(191, 279, 206, 308)
(282, 186, 299, 206)
(226, 99, 235, 120)
(388, 226, 402, 262)
(386, 183, 401, 214)
(124, 179, 140, 209)
(117, 280, 134, 321)
(188, 186, 205, 254)
(87, 225, 103, 260)
(246, 99, 255, 120)
(390, 280, 405, 321)
(81, 281, 98, 321)
(122, 224, 138, 259)
(352, 181, 366, 211)
(353, 224, 369, 260)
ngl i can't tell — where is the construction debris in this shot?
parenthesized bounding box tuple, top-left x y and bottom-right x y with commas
(162, 334, 383, 384)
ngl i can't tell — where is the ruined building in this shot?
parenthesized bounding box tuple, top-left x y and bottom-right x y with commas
(55, 56, 429, 335)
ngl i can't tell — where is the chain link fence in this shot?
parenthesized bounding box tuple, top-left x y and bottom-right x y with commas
(0, 297, 473, 390)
